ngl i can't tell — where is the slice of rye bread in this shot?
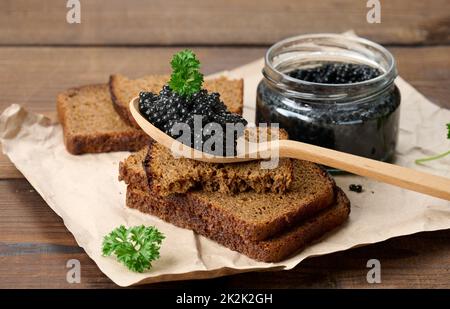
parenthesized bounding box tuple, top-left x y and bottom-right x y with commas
(145, 129, 294, 196)
(119, 146, 337, 242)
(109, 74, 243, 127)
(127, 185, 349, 262)
(57, 84, 151, 154)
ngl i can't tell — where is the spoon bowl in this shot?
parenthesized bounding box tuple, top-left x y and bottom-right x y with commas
(130, 97, 270, 163)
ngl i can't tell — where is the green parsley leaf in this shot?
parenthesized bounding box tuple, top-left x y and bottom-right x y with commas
(415, 122, 450, 165)
(102, 225, 165, 273)
(168, 49, 204, 97)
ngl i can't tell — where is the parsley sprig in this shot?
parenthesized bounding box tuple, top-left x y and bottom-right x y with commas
(102, 225, 165, 273)
(415, 123, 450, 165)
(168, 49, 204, 97)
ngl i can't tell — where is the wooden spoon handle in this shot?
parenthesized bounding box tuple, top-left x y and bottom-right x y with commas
(279, 140, 450, 201)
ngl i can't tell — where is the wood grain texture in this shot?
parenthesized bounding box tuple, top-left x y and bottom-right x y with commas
(0, 0, 449, 46)
(0, 46, 448, 115)
(0, 179, 449, 288)
(0, 46, 449, 179)
(0, 155, 23, 179)
(0, 47, 263, 114)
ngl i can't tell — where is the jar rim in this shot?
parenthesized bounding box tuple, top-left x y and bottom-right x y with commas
(264, 33, 397, 93)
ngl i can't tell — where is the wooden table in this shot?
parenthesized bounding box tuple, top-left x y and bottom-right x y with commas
(0, 0, 449, 288)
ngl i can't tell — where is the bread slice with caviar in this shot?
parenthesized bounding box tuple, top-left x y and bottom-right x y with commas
(109, 74, 243, 127)
(119, 147, 350, 261)
(56, 84, 151, 155)
(57, 74, 243, 155)
(119, 145, 338, 242)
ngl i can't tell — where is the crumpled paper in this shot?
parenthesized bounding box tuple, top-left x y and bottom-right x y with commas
(1, 57, 449, 287)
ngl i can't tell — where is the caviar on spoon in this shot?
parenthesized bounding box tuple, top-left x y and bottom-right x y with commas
(138, 50, 247, 156)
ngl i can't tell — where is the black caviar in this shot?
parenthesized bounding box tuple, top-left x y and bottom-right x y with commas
(349, 184, 363, 193)
(257, 61, 400, 161)
(139, 85, 247, 156)
(288, 63, 381, 84)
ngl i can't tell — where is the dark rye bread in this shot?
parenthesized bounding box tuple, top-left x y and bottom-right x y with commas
(119, 146, 336, 242)
(109, 74, 244, 127)
(57, 84, 151, 154)
(146, 129, 293, 196)
(126, 186, 350, 262)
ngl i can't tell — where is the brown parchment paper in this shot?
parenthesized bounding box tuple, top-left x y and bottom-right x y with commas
(1, 58, 449, 287)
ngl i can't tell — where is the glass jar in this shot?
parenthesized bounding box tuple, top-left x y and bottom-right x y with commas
(256, 34, 400, 161)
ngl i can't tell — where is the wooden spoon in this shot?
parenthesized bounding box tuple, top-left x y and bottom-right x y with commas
(130, 97, 450, 201)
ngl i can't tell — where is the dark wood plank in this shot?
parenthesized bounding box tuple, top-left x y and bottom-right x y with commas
(0, 154, 23, 179)
(0, 47, 264, 115)
(0, 179, 449, 288)
(0, 46, 449, 179)
(1, 0, 449, 46)
(0, 46, 448, 115)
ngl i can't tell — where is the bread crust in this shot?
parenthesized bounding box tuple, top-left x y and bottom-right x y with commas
(57, 84, 151, 155)
(109, 74, 141, 128)
(126, 186, 350, 262)
(119, 145, 337, 241)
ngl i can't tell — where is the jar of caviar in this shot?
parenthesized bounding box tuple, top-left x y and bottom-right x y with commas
(256, 34, 400, 161)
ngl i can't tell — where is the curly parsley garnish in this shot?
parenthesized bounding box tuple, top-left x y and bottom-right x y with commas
(415, 122, 450, 165)
(102, 225, 165, 273)
(168, 49, 204, 97)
